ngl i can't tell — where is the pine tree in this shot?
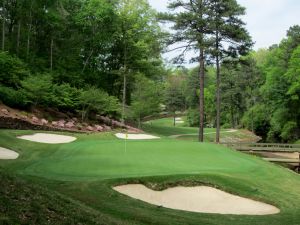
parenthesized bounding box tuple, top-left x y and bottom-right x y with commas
(208, 0, 252, 143)
(160, 0, 212, 142)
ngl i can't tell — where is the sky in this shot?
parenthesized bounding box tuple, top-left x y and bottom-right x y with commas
(148, 0, 300, 66)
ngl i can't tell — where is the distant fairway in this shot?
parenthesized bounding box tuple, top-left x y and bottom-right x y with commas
(142, 117, 260, 142)
(0, 129, 300, 225)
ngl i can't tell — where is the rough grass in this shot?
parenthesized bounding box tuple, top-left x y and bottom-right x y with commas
(0, 172, 120, 225)
(0, 129, 300, 225)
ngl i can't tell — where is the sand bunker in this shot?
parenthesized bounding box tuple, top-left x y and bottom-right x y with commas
(114, 184, 280, 215)
(175, 117, 184, 124)
(0, 147, 19, 159)
(18, 133, 76, 144)
(115, 133, 160, 140)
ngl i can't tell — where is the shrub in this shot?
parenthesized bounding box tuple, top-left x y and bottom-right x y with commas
(79, 87, 120, 120)
(21, 73, 53, 106)
(241, 104, 271, 138)
(0, 52, 29, 88)
(0, 86, 29, 108)
(51, 83, 81, 111)
(187, 108, 199, 127)
(281, 121, 298, 142)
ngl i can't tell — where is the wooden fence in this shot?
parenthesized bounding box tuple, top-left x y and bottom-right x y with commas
(221, 142, 300, 153)
(222, 142, 300, 173)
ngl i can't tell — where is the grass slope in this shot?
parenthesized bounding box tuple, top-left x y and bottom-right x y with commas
(0, 172, 122, 225)
(142, 117, 259, 142)
(0, 129, 299, 225)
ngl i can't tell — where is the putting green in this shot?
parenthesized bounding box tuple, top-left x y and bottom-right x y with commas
(20, 139, 266, 181)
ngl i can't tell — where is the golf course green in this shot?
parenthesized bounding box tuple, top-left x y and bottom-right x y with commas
(0, 125, 300, 225)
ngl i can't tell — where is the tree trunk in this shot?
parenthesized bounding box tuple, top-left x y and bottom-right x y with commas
(121, 39, 128, 123)
(215, 30, 221, 143)
(173, 114, 176, 127)
(231, 106, 235, 128)
(50, 38, 54, 71)
(26, 3, 33, 60)
(138, 117, 141, 129)
(16, 20, 21, 55)
(2, 0, 5, 51)
(198, 49, 205, 142)
(26, 25, 31, 59)
(82, 50, 94, 73)
(251, 108, 254, 133)
(121, 67, 127, 123)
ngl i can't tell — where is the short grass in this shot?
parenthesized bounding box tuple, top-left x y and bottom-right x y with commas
(142, 117, 259, 142)
(1, 131, 266, 181)
(0, 129, 300, 225)
(177, 130, 259, 142)
(142, 117, 214, 136)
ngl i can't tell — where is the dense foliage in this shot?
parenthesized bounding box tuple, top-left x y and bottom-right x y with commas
(0, 0, 164, 120)
(243, 26, 300, 142)
(162, 25, 300, 143)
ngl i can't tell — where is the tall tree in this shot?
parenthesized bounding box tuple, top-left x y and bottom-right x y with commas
(208, 0, 252, 143)
(165, 74, 186, 126)
(1, 0, 6, 51)
(116, 0, 162, 122)
(131, 75, 162, 128)
(160, 0, 212, 142)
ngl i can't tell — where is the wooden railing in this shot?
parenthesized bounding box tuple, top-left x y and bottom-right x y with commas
(222, 142, 300, 173)
(221, 142, 300, 152)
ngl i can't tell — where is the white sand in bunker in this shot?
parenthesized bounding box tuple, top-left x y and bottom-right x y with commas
(115, 133, 160, 140)
(175, 117, 183, 121)
(175, 117, 184, 124)
(18, 133, 76, 144)
(0, 147, 19, 159)
(113, 184, 280, 215)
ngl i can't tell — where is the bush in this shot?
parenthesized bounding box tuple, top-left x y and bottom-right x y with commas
(222, 123, 232, 129)
(0, 52, 29, 88)
(242, 104, 271, 138)
(51, 83, 81, 111)
(187, 108, 199, 127)
(79, 87, 120, 120)
(280, 121, 298, 142)
(0, 86, 29, 108)
(21, 73, 53, 106)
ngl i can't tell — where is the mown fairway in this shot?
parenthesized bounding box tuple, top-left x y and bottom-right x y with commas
(142, 117, 259, 142)
(0, 128, 300, 225)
